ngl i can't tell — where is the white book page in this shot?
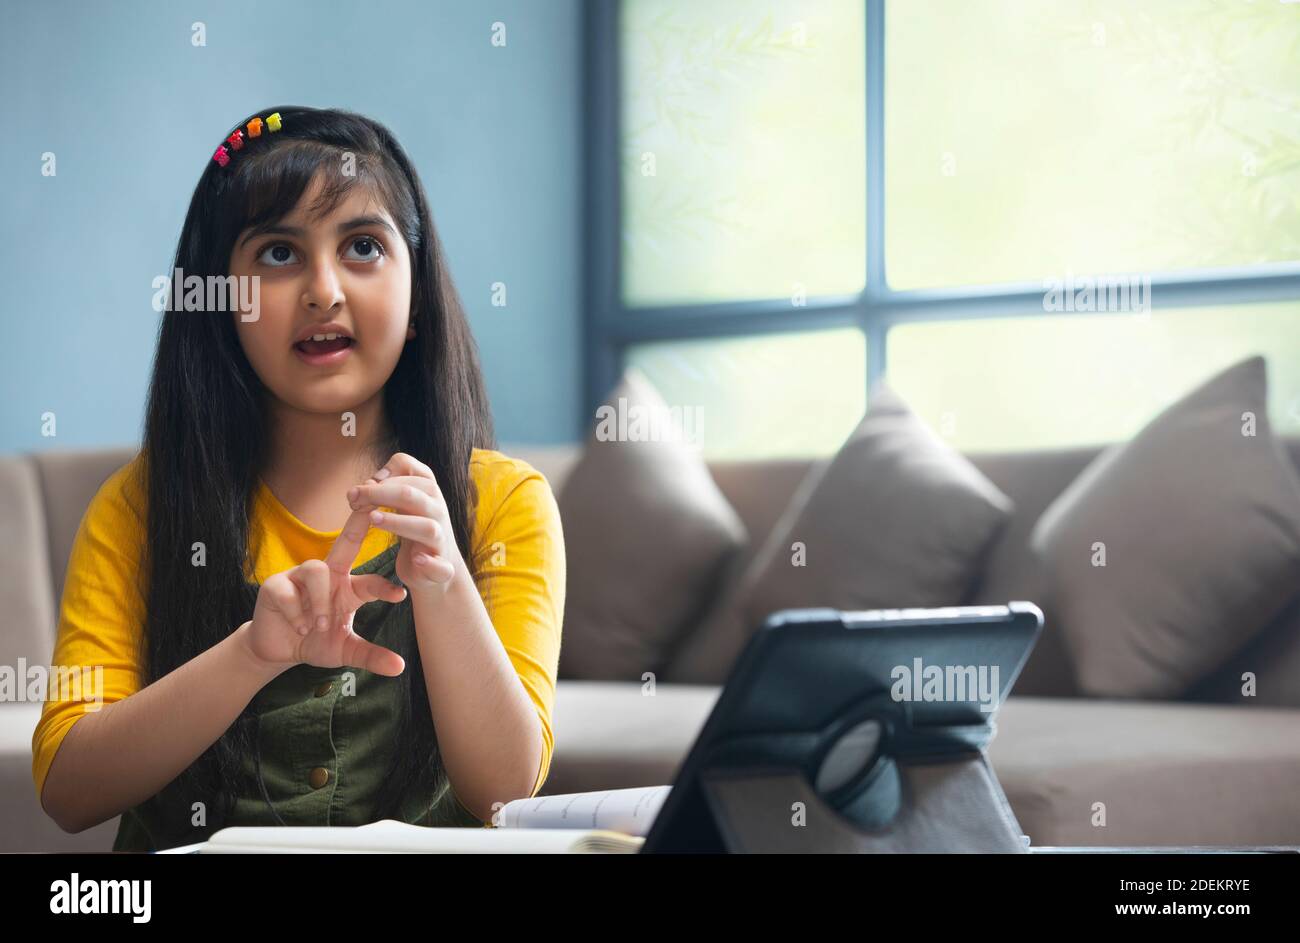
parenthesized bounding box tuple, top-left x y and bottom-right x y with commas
(200, 821, 633, 853)
(496, 785, 671, 836)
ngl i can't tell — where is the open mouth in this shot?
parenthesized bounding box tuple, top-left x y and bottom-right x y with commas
(293, 333, 355, 355)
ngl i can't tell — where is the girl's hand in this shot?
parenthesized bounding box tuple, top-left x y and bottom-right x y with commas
(348, 452, 465, 597)
(245, 505, 409, 676)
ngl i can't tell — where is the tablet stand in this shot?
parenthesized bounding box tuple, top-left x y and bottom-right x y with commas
(697, 753, 1029, 853)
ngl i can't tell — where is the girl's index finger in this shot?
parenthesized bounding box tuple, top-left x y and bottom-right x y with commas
(325, 504, 374, 576)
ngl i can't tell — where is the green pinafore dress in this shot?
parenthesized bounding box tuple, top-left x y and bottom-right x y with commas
(112, 542, 485, 852)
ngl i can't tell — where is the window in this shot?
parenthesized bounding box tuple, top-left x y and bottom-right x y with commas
(626, 326, 867, 459)
(620, 0, 866, 305)
(588, 0, 1300, 457)
(886, 0, 1300, 288)
(888, 302, 1300, 452)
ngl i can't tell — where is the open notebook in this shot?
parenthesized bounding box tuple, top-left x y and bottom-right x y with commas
(157, 784, 671, 854)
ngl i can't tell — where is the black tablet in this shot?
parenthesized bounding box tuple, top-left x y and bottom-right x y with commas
(640, 602, 1044, 854)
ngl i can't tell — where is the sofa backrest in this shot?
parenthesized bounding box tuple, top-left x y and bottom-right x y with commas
(513, 440, 1300, 706)
(0, 448, 137, 673)
(9, 438, 1300, 707)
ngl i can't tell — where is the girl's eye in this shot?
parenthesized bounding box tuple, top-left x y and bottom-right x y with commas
(344, 236, 385, 262)
(258, 244, 298, 267)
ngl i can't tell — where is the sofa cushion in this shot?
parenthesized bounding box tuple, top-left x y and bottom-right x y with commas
(964, 437, 1300, 706)
(31, 447, 138, 612)
(543, 686, 1300, 848)
(557, 369, 746, 681)
(0, 703, 122, 852)
(663, 382, 1013, 685)
(542, 681, 721, 795)
(1029, 356, 1300, 699)
(1187, 591, 1300, 708)
(0, 457, 56, 668)
(988, 697, 1300, 847)
(545, 684, 1300, 848)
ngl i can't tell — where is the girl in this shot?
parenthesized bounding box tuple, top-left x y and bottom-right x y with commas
(32, 106, 566, 852)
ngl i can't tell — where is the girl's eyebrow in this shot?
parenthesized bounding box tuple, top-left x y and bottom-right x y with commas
(237, 215, 398, 249)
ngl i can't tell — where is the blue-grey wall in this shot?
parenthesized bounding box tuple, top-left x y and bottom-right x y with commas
(0, 0, 583, 454)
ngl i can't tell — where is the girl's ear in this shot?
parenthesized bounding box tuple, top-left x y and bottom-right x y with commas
(406, 320, 416, 339)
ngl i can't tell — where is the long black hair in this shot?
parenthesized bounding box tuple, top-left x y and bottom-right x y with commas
(137, 106, 495, 838)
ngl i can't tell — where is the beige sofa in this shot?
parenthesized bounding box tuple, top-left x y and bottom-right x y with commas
(4, 441, 1299, 852)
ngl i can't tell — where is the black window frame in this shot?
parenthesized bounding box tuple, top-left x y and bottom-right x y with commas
(583, 0, 1300, 427)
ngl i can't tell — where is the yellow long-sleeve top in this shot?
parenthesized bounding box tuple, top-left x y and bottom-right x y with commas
(32, 447, 565, 810)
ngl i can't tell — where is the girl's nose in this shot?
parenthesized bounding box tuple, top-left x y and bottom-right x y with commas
(302, 263, 345, 311)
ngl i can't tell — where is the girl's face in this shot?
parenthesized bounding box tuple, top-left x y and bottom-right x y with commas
(229, 172, 414, 418)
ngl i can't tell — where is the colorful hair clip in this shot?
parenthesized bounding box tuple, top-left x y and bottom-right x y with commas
(212, 113, 283, 167)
